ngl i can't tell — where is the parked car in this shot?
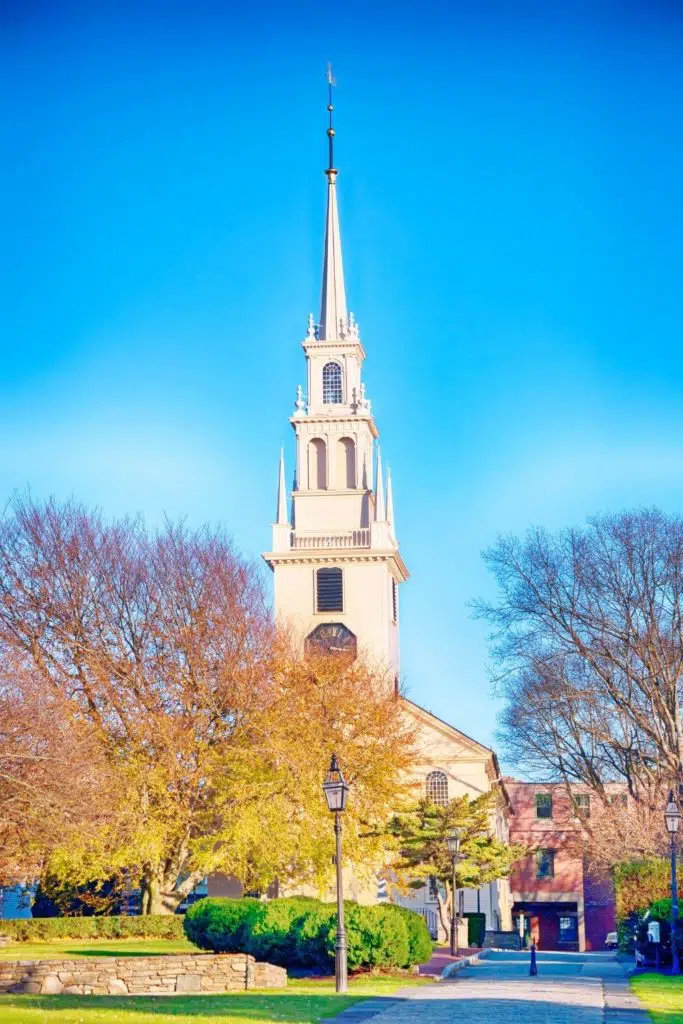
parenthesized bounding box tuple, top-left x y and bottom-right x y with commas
(605, 931, 618, 950)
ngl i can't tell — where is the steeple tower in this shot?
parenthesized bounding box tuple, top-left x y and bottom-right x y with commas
(319, 66, 347, 341)
(264, 70, 408, 679)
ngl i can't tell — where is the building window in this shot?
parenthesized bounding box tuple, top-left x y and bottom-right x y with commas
(392, 579, 398, 623)
(337, 437, 356, 488)
(425, 770, 449, 807)
(322, 362, 343, 404)
(607, 793, 627, 808)
(308, 438, 327, 489)
(574, 793, 590, 817)
(536, 848, 555, 879)
(535, 793, 553, 819)
(316, 568, 343, 612)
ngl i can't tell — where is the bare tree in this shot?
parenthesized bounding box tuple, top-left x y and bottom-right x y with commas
(478, 508, 683, 800)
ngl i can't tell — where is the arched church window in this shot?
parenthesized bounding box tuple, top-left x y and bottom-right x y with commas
(322, 362, 343, 404)
(337, 437, 356, 488)
(308, 438, 327, 490)
(425, 770, 449, 807)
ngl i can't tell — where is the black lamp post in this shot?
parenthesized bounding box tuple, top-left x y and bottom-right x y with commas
(665, 791, 681, 975)
(323, 753, 350, 993)
(446, 829, 464, 958)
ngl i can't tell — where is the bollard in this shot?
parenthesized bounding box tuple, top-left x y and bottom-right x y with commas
(529, 941, 538, 976)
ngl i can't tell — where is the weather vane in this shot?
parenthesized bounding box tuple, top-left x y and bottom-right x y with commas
(326, 63, 336, 172)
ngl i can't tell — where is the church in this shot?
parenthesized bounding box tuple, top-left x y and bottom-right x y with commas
(211, 85, 513, 943)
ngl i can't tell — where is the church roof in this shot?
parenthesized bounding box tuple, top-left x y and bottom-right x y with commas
(401, 695, 508, 807)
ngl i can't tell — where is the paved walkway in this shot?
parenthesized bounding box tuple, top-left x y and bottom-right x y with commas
(325, 951, 650, 1023)
(418, 945, 483, 977)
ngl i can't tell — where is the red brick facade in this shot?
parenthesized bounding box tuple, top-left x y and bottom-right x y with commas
(506, 781, 616, 952)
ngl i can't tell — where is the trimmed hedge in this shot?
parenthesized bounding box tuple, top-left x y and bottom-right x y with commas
(184, 897, 432, 971)
(0, 915, 185, 943)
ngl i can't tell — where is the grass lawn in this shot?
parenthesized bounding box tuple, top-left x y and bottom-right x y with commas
(0, 939, 197, 961)
(0, 974, 429, 1024)
(631, 972, 683, 1021)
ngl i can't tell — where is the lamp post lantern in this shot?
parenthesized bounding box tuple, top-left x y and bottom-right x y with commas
(322, 753, 350, 993)
(446, 830, 465, 958)
(665, 791, 681, 975)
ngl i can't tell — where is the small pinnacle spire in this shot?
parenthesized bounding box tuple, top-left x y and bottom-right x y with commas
(276, 447, 288, 525)
(375, 445, 386, 522)
(319, 64, 347, 341)
(386, 466, 395, 530)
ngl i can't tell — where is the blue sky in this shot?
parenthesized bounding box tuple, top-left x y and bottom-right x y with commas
(2, 1, 683, 755)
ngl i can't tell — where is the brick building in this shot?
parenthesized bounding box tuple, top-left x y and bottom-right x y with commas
(506, 781, 618, 952)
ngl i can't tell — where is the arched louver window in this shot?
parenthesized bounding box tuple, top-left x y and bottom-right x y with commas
(316, 567, 343, 612)
(322, 362, 343, 404)
(425, 770, 449, 807)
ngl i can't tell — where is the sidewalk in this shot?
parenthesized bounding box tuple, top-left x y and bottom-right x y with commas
(419, 945, 485, 977)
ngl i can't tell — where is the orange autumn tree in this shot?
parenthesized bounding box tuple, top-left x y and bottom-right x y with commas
(0, 652, 114, 886)
(0, 496, 415, 911)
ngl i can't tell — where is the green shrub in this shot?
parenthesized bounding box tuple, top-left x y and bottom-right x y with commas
(335, 904, 410, 972)
(464, 912, 486, 949)
(1, 915, 185, 943)
(183, 898, 260, 953)
(245, 898, 316, 966)
(291, 902, 336, 969)
(383, 905, 433, 966)
(183, 897, 430, 971)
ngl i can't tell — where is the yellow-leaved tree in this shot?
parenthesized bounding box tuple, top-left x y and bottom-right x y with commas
(0, 496, 416, 912)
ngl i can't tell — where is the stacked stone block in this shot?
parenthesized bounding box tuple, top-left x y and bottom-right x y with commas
(0, 952, 287, 995)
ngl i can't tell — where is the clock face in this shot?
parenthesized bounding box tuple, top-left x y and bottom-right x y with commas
(305, 622, 357, 659)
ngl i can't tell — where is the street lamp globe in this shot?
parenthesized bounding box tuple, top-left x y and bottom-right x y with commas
(446, 829, 464, 857)
(322, 753, 349, 813)
(666, 792, 681, 835)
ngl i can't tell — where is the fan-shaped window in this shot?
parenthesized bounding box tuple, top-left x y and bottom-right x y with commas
(425, 770, 449, 807)
(308, 438, 327, 489)
(322, 362, 343, 404)
(337, 437, 356, 488)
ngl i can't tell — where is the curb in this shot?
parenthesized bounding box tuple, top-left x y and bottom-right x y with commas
(440, 947, 492, 979)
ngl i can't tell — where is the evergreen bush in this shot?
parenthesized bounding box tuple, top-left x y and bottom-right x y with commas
(335, 904, 410, 971)
(383, 904, 433, 966)
(184, 897, 430, 971)
(290, 901, 336, 968)
(183, 897, 260, 953)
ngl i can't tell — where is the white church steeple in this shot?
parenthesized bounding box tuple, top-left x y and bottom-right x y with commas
(318, 69, 347, 341)
(264, 69, 408, 678)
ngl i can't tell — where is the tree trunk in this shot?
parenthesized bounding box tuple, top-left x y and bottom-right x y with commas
(432, 877, 452, 941)
(140, 866, 204, 915)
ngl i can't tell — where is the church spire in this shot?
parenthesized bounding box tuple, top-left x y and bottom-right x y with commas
(276, 447, 288, 525)
(375, 445, 386, 522)
(386, 466, 395, 530)
(318, 64, 347, 341)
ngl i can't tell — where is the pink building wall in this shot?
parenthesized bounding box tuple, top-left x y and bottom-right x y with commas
(506, 780, 616, 951)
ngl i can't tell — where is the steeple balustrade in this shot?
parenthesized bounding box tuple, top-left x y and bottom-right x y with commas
(290, 529, 370, 550)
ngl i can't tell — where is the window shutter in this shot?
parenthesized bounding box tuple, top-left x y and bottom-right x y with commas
(316, 568, 343, 612)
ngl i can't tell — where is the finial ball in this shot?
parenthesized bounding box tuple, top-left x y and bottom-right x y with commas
(327, 128, 335, 137)
(327, 104, 334, 112)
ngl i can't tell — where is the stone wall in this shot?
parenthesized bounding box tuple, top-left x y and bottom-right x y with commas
(0, 952, 287, 995)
